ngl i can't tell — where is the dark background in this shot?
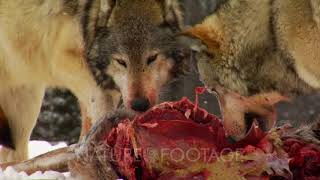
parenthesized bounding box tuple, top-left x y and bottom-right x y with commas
(31, 0, 320, 144)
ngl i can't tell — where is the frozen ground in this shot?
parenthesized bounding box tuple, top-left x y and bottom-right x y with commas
(0, 141, 72, 180)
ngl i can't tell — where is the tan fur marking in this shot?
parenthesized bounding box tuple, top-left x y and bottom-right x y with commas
(65, 48, 85, 59)
(185, 27, 221, 54)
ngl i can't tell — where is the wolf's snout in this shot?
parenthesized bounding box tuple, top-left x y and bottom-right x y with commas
(130, 97, 151, 112)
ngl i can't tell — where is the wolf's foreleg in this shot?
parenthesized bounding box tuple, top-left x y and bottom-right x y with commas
(0, 85, 45, 163)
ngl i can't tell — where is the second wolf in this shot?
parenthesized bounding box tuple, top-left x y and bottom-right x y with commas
(185, 0, 320, 140)
(0, 0, 190, 163)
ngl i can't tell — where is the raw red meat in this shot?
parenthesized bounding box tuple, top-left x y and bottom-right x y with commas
(2, 92, 319, 180)
(282, 137, 320, 179)
(104, 96, 302, 180)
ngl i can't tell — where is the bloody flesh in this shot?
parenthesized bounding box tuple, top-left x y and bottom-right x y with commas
(1, 91, 319, 179)
(103, 94, 319, 180)
(106, 97, 229, 179)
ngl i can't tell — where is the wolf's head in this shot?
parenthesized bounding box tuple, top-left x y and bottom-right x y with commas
(88, 0, 191, 113)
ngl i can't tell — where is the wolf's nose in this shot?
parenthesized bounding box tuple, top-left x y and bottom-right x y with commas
(131, 98, 150, 112)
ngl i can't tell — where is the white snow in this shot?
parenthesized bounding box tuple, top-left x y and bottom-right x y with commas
(0, 141, 72, 180)
(0, 167, 68, 180)
(28, 141, 68, 158)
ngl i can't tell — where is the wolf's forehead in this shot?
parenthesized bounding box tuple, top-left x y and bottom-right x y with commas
(112, 0, 164, 25)
(108, 0, 172, 57)
(113, 19, 158, 56)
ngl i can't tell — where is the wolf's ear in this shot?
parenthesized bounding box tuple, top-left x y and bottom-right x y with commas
(97, 0, 116, 27)
(82, 0, 115, 48)
(179, 21, 223, 56)
(156, 0, 184, 31)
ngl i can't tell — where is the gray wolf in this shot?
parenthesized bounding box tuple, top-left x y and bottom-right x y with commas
(0, 0, 190, 163)
(184, 0, 320, 140)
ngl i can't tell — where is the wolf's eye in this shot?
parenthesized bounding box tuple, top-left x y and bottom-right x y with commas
(147, 54, 158, 65)
(115, 59, 127, 68)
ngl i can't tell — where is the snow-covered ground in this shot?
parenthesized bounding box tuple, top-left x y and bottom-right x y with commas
(0, 141, 72, 180)
(28, 141, 67, 158)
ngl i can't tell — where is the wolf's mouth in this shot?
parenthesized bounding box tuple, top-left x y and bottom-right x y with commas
(210, 86, 286, 142)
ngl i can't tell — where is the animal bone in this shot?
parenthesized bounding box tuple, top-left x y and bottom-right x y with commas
(0, 146, 75, 175)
